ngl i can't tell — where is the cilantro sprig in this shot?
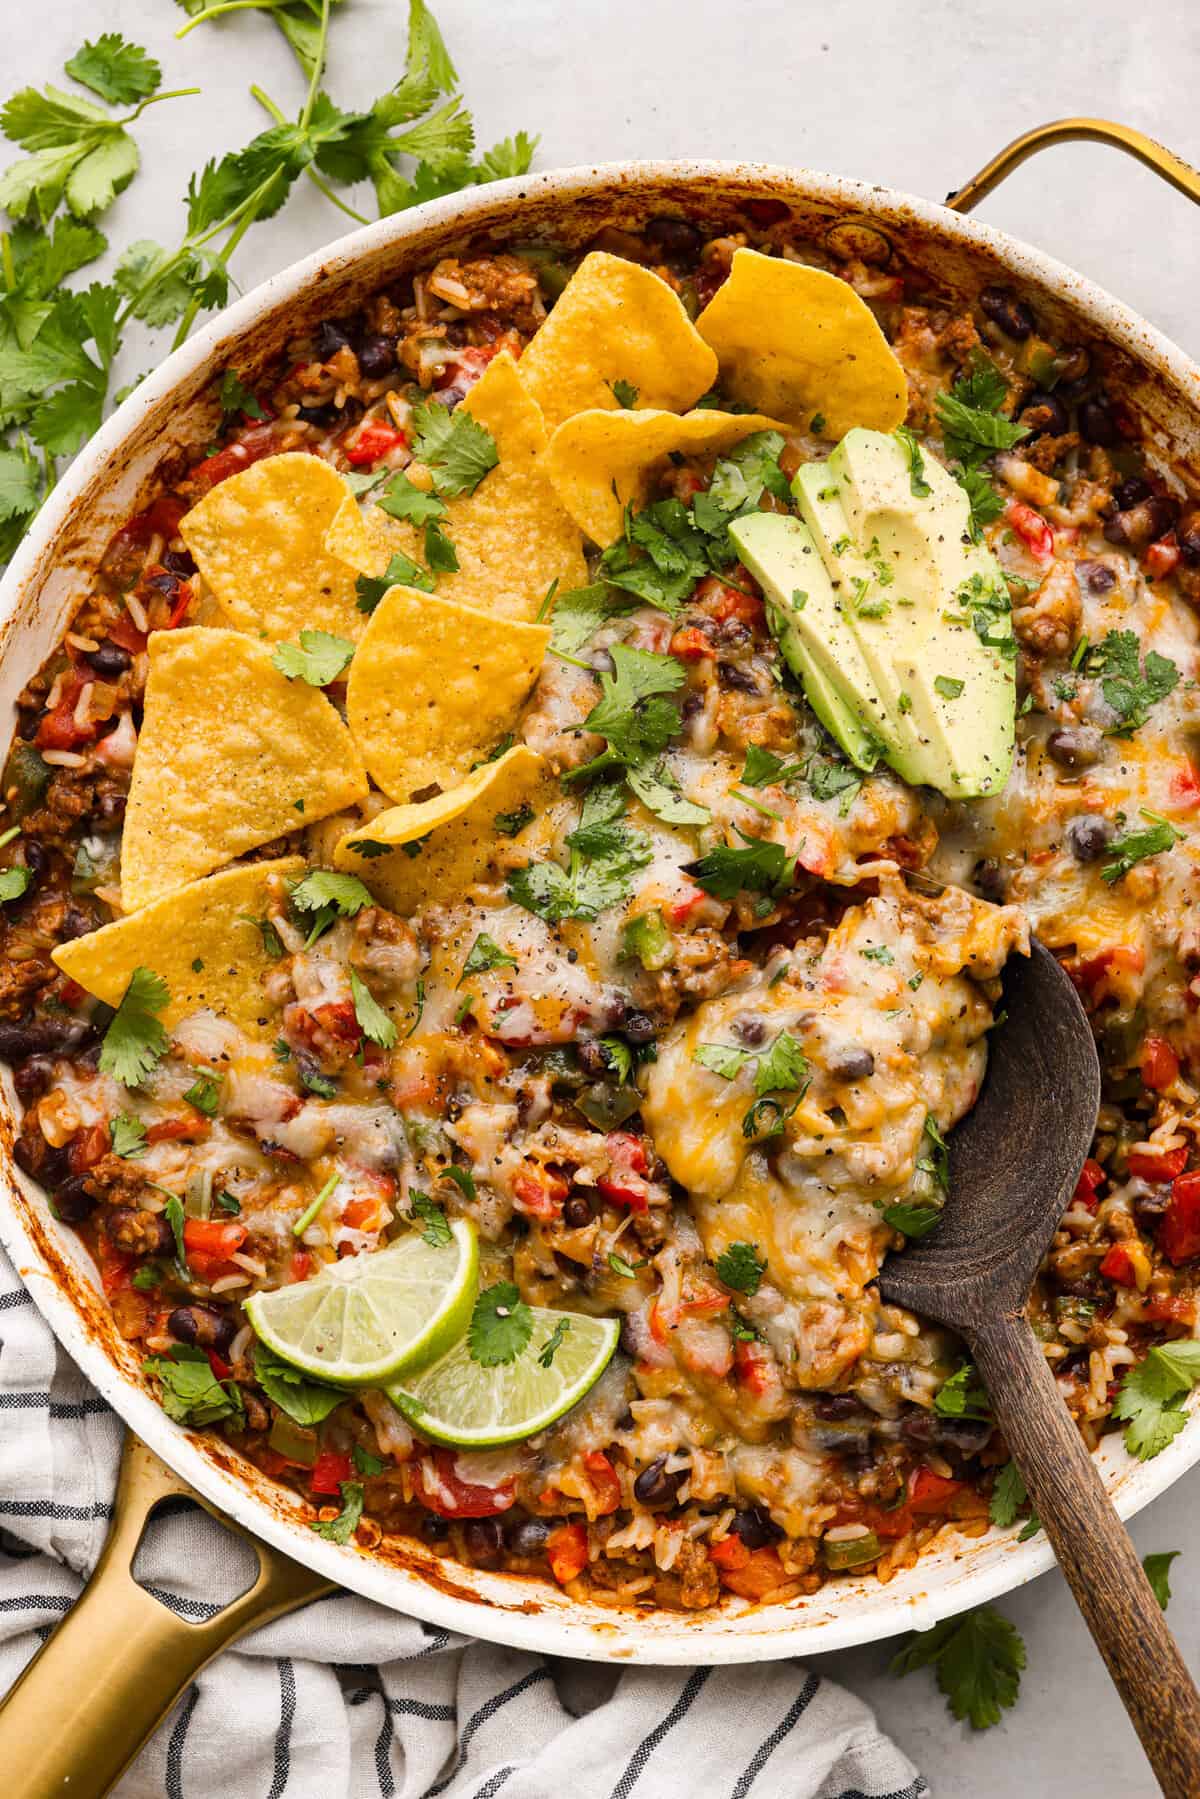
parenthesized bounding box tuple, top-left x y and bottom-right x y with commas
(468, 1281, 533, 1367)
(1085, 630, 1179, 735)
(934, 351, 1028, 537)
(891, 1604, 1025, 1730)
(99, 965, 170, 1088)
(1112, 1340, 1200, 1460)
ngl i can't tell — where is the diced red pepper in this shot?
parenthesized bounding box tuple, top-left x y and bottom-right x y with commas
(664, 886, 704, 927)
(1126, 1145, 1189, 1183)
(1099, 1243, 1139, 1287)
(1005, 498, 1054, 561)
(733, 1339, 772, 1395)
(344, 421, 408, 466)
(546, 1521, 589, 1584)
(165, 583, 193, 629)
(191, 426, 280, 494)
(596, 1132, 652, 1212)
(1161, 1170, 1200, 1265)
(310, 1449, 353, 1495)
(668, 624, 714, 661)
(1145, 534, 1181, 580)
(413, 1449, 515, 1518)
(909, 1467, 965, 1514)
(513, 1169, 569, 1219)
(206, 1350, 232, 1381)
(146, 1117, 211, 1145)
(1141, 1035, 1180, 1093)
(1072, 1158, 1106, 1211)
(183, 1218, 247, 1259)
(68, 1123, 110, 1174)
(709, 1533, 750, 1571)
(36, 674, 92, 752)
(96, 1237, 133, 1296)
(108, 611, 148, 655)
(714, 1543, 788, 1600)
(583, 1451, 621, 1515)
(696, 574, 765, 627)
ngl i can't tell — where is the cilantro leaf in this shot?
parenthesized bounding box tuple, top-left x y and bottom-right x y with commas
(238, 913, 284, 959)
(935, 1361, 991, 1421)
(350, 968, 397, 1049)
(410, 1191, 451, 1247)
(582, 643, 685, 766)
(937, 378, 1027, 464)
(881, 1202, 941, 1239)
(439, 1164, 476, 1204)
(473, 132, 538, 182)
(64, 37, 162, 107)
(113, 238, 228, 326)
(218, 368, 264, 418)
(1112, 1341, 1200, 1460)
(310, 1480, 364, 1544)
(549, 583, 635, 658)
(715, 1240, 765, 1296)
(1102, 809, 1182, 885)
(353, 1443, 385, 1477)
(110, 1114, 147, 1159)
(290, 869, 374, 917)
(468, 1281, 533, 1366)
(272, 629, 355, 685)
(891, 1605, 1025, 1730)
(893, 425, 931, 498)
(537, 1316, 570, 1367)
(753, 1031, 809, 1097)
(254, 1344, 344, 1426)
(988, 1460, 1027, 1530)
(1143, 1550, 1179, 1611)
(356, 549, 434, 610)
(1087, 630, 1179, 733)
(424, 515, 458, 572)
(609, 378, 638, 408)
(684, 832, 794, 901)
(378, 468, 446, 525)
(408, 395, 498, 496)
(625, 757, 710, 828)
(99, 965, 169, 1087)
(0, 865, 31, 903)
(507, 828, 651, 923)
(142, 1345, 243, 1428)
(694, 1042, 752, 1080)
(0, 83, 141, 222)
(607, 1250, 645, 1279)
(461, 933, 517, 981)
(741, 744, 804, 788)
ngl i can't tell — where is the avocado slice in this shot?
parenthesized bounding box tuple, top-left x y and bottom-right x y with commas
(728, 513, 882, 771)
(787, 429, 1015, 799)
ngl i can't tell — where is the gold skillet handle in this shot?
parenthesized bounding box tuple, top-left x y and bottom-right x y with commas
(0, 1435, 331, 1799)
(945, 117, 1200, 213)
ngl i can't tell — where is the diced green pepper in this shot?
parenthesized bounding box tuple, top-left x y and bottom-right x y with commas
(268, 1415, 318, 1466)
(2, 743, 50, 822)
(575, 1082, 642, 1131)
(822, 1529, 881, 1571)
(620, 909, 674, 971)
(1019, 336, 1070, 388)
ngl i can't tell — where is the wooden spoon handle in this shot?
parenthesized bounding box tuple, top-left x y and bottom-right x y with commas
(971, 1315, 1200, 1797)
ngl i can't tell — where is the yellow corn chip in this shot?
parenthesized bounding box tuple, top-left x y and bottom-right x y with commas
(695, 249, 907, 438)
(545, 407, 784, 546)
(53, 858, 305, 1036)
(325, 353, 586, 624)
(180, 452, 367, 641)
(517, 253, 717, 430)
(334, 746, 552, 912)
(121, 628, 368, 910)
(346, 585, 548, 804)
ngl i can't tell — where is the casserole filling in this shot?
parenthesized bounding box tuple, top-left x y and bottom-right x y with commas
(2, 219, 1199, 1612)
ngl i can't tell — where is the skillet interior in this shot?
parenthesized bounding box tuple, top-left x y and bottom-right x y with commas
(2, 160, 1199, 1664)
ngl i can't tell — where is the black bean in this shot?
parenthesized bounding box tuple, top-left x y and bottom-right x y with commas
(1078, 560, 1117, 595)
(644, 216, 703, 260)
(1046, 725, 1103, 770)
(972, 858, 1007, 903)
(730, 1505, 782, 1549)
(1078, 398, 1118, 446)
(931, 1415, 994, 1455)
(732, 1013, 767, 1047)
(60, 906, 96, 943)
(680, 691, 705, 720)
(504, 1516, 552, 1556)
(463, 1517, 505, 1565)
(105, 1208, 174, 1257)
(1178, 506, 1200, 567)
(622, 1012, 656, 1046)
(812, 1424, 872, 1453)
(169, 1304, 236, 1355)
(1114, 476, 1151, 510)
(898, 1409, 935, 1447)
(13, 1055, 54, 1104)
(717, 664, 758, 702)
(575, 1041, 609, 1077)
(84, 642, 132, 678)
(813, 1394, 863, 1421)
(618, 1315, 641, 1358)
(979, 286, 1034, 340)
(1019, 390, 1069, 437)
(420, 1512, 450, 1541)
(53, 1175, 97, 1224)
(297, 402, 338, 428)
(1067, 815, 1112, 863)
(315, 320, 351, 359)
(13, 1137, 69, 1185)
(161, 548, 196, 578)
(356, 334, 396, 378)
(829, 1046, 875, 1081)
(0, 1017, 92, 1061)
(633, 1455, 682, 1508)
(21, 840, 47, 883)
(563, 1194, 592, 1228)
(1104, 494, 1178, 548)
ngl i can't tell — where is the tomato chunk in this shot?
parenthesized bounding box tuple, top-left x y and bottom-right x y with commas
(191, 426, 280, 493)
(909, 1467, 964, 1514)
(310, 1450, 353, 1495)
(1073, 1158, 1106, 1211)
(596, 1132, 652, 1212)
(345, 421, 408, 466)
(1162, 1170, 1200, 1265)
(1126, 1146, 1188, 1183)
(583, 1451, 621, 1515)
(414, 1449, 515, 1518)
(1141, 1035, 1180, 1093)
(1100, 1242, 1150, 1290)
(183, 1218, 247, 1259)
(546, 1521, 589, 1583)
(1005, 498, 1054, 561)
(1145, 534, 1180, 579)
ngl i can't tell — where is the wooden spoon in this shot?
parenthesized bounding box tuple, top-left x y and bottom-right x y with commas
(879, 938, 1200, 1795)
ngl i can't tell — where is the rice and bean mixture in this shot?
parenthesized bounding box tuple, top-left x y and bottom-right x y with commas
(3, 213, 1200, 1610)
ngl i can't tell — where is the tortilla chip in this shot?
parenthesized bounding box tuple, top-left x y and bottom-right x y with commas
(53, 858, 305, 1036)
(695, 249, 907, 438)
(180, 452, 367, 641)
(334, 746, 552, 912)
(545, 407, 784, 546)
(517, 253, 717, 430)
(346, 585, 548, 804)
(121, 629, 368, 910)
(325, 353, 586, 624)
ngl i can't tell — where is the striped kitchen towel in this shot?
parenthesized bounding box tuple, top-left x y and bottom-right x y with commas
(0, 1247, 927, 1799)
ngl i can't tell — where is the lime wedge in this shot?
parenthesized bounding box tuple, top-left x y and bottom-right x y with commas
(244, 1219, 477, 1387)
(387, 1304, 620, 1448)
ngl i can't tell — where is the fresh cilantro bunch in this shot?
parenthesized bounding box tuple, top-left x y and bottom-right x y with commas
(934, 351, 1028, 537)
(0, 1, 539, 564)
